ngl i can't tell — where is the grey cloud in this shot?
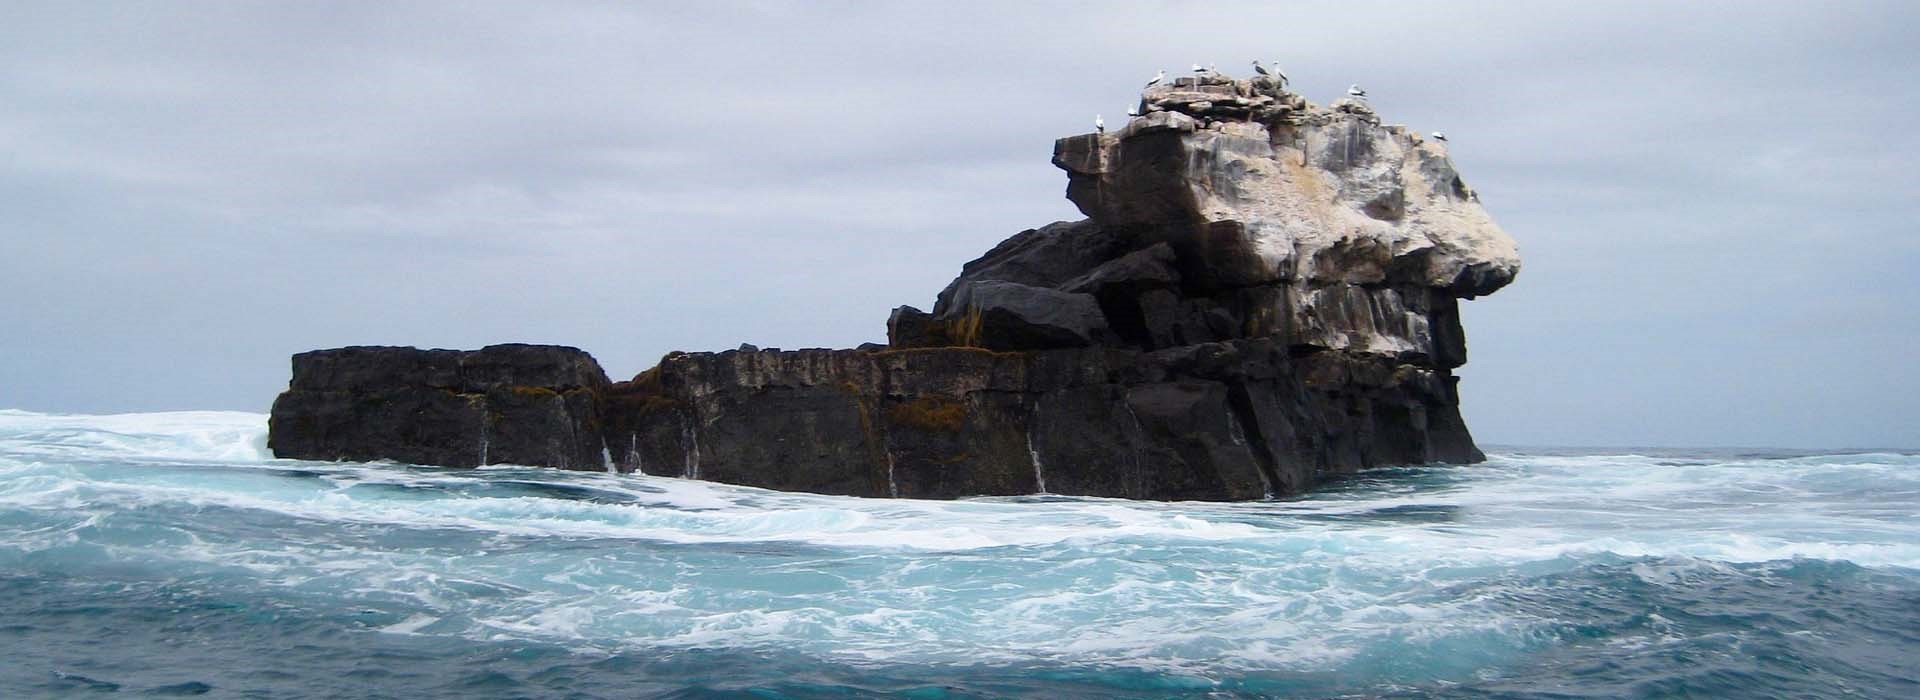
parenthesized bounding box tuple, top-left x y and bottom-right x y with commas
(2, 1, 1915, 448)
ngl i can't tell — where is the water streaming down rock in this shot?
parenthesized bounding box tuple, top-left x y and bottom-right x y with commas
(1225, 409, 1274, 499)
(1027, 402, 1049, 494)
(886, 452, 900, 499)
(267, 69, 1519, 500)
(682, 420, 700, 480)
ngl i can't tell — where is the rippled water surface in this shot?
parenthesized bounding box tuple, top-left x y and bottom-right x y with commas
(1, 409, 1915, 698)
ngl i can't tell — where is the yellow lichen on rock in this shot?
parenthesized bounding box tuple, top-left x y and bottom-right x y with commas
(887, 397, 968, 433)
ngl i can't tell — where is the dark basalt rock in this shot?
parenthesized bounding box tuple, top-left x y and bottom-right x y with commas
(886, 305, 943, 348)
(945, 280, 1111, 350)
(268, 344, 610, 470)
(931, 219, 1131, 316)
(268, 71, 1520, 500)
(589, 340, 1477, 500)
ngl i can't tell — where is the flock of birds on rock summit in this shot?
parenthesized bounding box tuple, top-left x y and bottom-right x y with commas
(1096, 60, 1446, 144)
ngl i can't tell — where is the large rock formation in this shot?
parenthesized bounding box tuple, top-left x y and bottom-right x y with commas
(269, 71, 1519, 500)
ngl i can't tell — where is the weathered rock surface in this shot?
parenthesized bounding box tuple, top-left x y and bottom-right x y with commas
(268, 71, 1519, 500)
(268, 344, 610, 470)
(595, 341, 1478, 500)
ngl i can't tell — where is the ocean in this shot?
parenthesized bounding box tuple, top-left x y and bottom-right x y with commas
(0, 409, 1913, 698)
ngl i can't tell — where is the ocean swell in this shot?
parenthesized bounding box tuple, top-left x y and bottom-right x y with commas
(0, 410, 1914, 697)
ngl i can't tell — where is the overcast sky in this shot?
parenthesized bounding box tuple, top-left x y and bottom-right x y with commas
(3, 1, 1915, 449)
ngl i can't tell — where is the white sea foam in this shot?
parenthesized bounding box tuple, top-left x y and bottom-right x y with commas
(1, 410, 1916, 676)
(0, 409, 269, 462)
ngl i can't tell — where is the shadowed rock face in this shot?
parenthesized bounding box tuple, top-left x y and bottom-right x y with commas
(595, 341, 1478, 500)
(268, 344, 610, 470)
(269, 71, 1519, 501)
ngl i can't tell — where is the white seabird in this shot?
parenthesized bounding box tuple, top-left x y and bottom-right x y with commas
(1145, 69, 1165, 88)
(1273, 63, 1289, 87)
(1431, 131, 1447, 142)
(1251, 60, 1269, 77)
(1192, 63, 1206, 73)
(1095, 114, 1105, 133)
(1348, 83, 1368, 98)
(1126, 104, 1140, 117)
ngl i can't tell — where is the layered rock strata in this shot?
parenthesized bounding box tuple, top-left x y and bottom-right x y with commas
(269, 71, 1519, 500)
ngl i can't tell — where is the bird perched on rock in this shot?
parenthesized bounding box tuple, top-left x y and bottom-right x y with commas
(1348, 84, 1368, 98)
(1095, 114, 1105, 133)
(1126, 104, 1140, 117)
(1431, 131, 1447, 142)
(1251, 60, 1269, 77)
(1145, 69, 1165, 88)
(1192, 63, 1206, 74)
(1272, 63, 1289, 89)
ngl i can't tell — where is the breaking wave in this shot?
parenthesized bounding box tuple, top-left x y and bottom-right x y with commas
(0, 410, 1914, 697)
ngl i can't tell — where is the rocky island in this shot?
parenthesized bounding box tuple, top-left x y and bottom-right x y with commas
(268, 71, 1519, 500)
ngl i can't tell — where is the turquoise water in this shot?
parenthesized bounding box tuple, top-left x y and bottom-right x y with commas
(0, 409, 1914, 698)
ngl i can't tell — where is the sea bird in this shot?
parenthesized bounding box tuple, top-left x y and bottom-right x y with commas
(1095, 114, 1105, 133)
(1251, 60, 1269, 77)
(1192, 63, 1206, 74)
(1145, 69, 1165, 88)
(1126, 104, 1140, 117)
(1273, 63, 1289, 88)
(1348, 84, 1368, 98)
(1431, 131, 1447, 142)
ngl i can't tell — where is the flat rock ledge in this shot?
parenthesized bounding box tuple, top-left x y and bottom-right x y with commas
(267, 344, 609, 470)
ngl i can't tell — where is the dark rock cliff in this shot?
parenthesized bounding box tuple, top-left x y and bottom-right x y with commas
(595, 340, 1476, 500)
(269, 71, 1519, 500)
(268, 344, 610, 470)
